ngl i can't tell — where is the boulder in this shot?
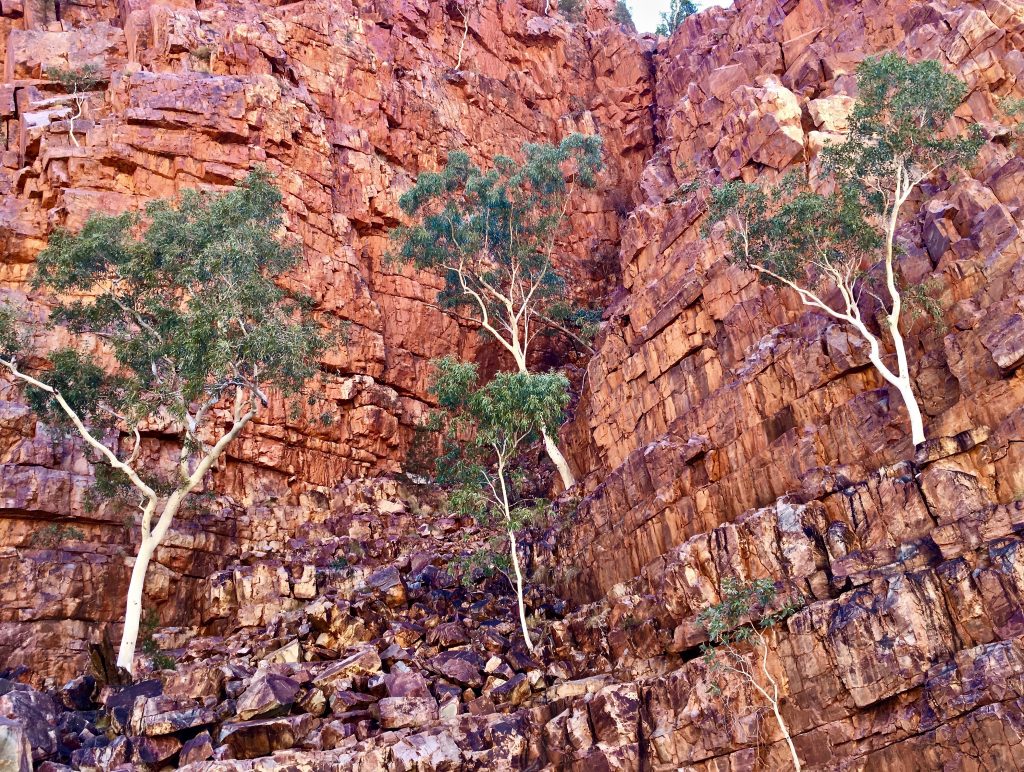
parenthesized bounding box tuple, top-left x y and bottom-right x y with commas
(235, 673, 300, 721)
(218, 715, 317, 760)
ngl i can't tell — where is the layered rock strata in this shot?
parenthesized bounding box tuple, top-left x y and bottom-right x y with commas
(0, 0, 653, 678)
(2, 0, 1024, 769)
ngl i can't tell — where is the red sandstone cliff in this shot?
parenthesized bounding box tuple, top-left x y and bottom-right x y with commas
(0, 0, 653, 679)
(1, 0, 1024, 769)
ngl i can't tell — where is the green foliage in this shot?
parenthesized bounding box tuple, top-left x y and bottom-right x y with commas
(903, 279, 945, 329)
(1002, 97, 1024, 117)
(698, 577, 803, 691)
(138, 609, 176, 670)
(998, 96, 1024, 148)
(822, 55, 984, 185)
(422, 357, 566, 601)
(656, 0, 696, 36)
(427, 356, 570, 489)
(698, 578, 797, 645)
(612, 1, 636, 31)
(25, 349, 123, 430)
(150, 652, 177, 671)
(705, 174, 881, 290)
(546, 302, 601, 344)
(560, 0, 587, 22)
(0, 304, 20, 359)
(190, 46, 214, 64)
(13, 169, 327, 433)
(705, 56, 981, 300)
(390, 135, 603, 354)
(45, 64, 101, 94)
(453, 533, 511, 586)
(28, 523, 85, 548)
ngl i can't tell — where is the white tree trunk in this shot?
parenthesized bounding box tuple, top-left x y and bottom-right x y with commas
(508, 343, 576, 491)
(773, 700, 802, 772)
(542, 427, 575, 490)
(508, 528, 535, 652)
(116, 535, 158, 673)
(861, 341, 926, 447)
(892, 375, 926, 446)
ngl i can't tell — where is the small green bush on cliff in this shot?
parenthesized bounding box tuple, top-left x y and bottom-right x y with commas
(699, 578, 804, 771)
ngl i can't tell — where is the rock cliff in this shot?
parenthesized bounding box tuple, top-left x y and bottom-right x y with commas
(0, 0, 653, 679)
(2, 0, 1024, 769)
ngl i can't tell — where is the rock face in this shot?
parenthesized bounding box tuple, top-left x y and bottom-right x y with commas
(2, 0, 1024, 770)
(561, 0, 1024, 602)
(0, 0, 653, 680)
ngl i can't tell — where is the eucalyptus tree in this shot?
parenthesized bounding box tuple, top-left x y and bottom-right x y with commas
(391, 134, 603, 489)
(705, 55, 982, 446)
(45, 64, 100, 147)
(699, 578, 804, 771)
(656, 0, 697, 35)
(427, 356, 569, 651)
(0, 170, 327, 675)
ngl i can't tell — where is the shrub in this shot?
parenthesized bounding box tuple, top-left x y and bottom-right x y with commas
(699, 578, 804, 770)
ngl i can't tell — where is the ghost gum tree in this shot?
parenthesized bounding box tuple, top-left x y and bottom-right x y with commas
(699, 578, 804, 771)
(427, 356, 570, 651)
(0, 170, 327, 675)
(390, 134, 603, 490)
(705, 55, 983, 446)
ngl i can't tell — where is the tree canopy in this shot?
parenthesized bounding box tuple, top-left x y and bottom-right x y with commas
(424, 356, 570, 650)
(0, 168, 328, 675)
(657, 0, 697, 36)
(15, 168, 325, 436)
(391, 134, 602, 490)
(390, 133, 603, 364)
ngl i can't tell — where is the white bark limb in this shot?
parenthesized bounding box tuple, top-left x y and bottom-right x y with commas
(116, 532, 159, 672)
(508, 528, 535, 652)
(542, 427, 575, 491)
(496, 454, 535, 651)
(117, 406, 257, 673)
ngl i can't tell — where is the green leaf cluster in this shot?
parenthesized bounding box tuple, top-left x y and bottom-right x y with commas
(560, 0, 587, 23)
(390, 134, 603, 341)
(698, 577, 802, 648)
(656, 0, 696, 36)
(17, 168, 327, 430)
(821, 54, 984, 185)
(705, 175, 881, 290)
(45, 64, 101, 94)
(418, 356, 567, 573)
(27, 523, 86, 548)
(612, 2, 636, 31)
(427, 357, 569, 479)
(705, 56, 982, 294)
(0, 304, 20, 359)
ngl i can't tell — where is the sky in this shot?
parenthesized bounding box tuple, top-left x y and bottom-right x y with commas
(626, 0, 732, 33)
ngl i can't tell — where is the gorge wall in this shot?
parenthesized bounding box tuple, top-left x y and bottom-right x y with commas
(1, 0, 1024, 769)
(0, 0, 653, 678)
